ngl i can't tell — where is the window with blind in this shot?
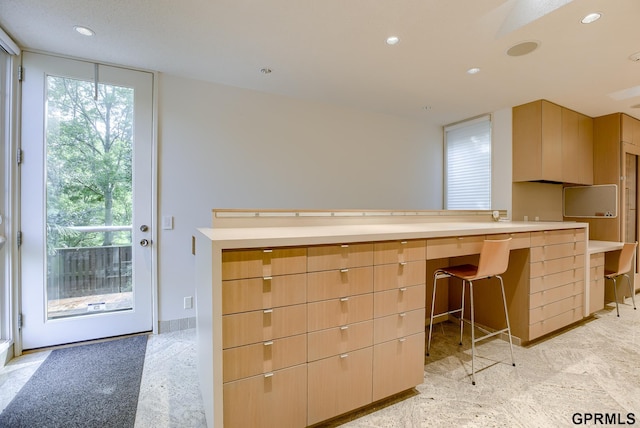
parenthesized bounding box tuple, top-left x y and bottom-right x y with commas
(444, 115, 491, 210)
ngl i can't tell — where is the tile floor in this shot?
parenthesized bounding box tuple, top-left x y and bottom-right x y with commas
(0, 298, 638, 428)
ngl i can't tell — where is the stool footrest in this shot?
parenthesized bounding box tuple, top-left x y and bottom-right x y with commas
(471, 327, 510, 344)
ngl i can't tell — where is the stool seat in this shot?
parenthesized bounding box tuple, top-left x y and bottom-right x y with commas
(427, 238, 516, 385)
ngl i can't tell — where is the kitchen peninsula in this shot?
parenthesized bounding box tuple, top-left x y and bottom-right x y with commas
(195, 209, 592, 428)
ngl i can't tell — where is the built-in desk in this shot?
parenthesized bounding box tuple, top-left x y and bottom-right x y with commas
(587, 240, 627, 314)
(195, 211, 590, 428)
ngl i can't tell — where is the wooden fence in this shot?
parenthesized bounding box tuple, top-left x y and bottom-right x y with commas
(47, 245, 132, 299)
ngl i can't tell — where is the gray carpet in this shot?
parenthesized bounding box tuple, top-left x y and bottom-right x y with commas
(0, 335, 147, 428)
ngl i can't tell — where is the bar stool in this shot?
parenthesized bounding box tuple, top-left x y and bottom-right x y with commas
(427, 238, 515, 385)
(605, 242, 637, 317)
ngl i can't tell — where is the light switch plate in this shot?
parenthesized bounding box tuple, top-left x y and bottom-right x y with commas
(162, 215, 173, 230)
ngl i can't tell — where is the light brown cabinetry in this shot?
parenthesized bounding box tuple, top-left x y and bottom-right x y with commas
(528, 229, 585, 340)
(589, 253, 605, 314)
(513, 99, 593, 184)
(372, 240, 425, 402)
(221, 247, 308, 428)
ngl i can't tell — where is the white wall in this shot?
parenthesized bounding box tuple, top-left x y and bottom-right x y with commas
(157, 73, 443, 321)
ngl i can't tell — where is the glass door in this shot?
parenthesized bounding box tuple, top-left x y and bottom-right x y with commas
(20, 52, 154, 350)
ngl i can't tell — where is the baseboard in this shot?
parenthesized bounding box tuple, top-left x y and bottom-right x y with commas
(158, 317, 196, 334)
(0, 340, 14, 368)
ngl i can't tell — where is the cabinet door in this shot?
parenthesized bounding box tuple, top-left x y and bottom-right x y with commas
(307, 266, 373, 302)
(223, 364, 307, 428)
(307, 347, 373, 425)
(223, 334, 307, 383)
(222, 273, 307, 314)
(541, 100, 563, 182)
(562, 108, 579, 184)
(374, 260, 426, 292)
(222, 247, 307, 280)
(372, 332, 425, 401)
(578, 113, 594, 185)
(513, 101, 542, 181)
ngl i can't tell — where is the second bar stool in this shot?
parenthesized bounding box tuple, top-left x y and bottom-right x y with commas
(427, 237, 515, 385)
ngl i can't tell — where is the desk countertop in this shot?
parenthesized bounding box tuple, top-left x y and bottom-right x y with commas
(588, 240, 624, 255)
(198, 220, 589, 249)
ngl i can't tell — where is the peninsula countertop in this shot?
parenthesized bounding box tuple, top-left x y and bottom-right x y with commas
(197, 220, 589, 249)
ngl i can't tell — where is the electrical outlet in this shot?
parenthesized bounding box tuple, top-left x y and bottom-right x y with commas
(184, 296, 193, 309)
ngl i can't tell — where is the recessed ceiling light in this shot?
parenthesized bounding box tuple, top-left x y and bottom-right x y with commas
(424, 106, 432, 111)
(386, 36, 400, 45)
(581, 12, 602, 24)
(260, 67, 272, 74)
(467, 67, 481, 75)
(74, 25, 95, 36)
(506, 41, 540, 57)
(629, 52, 640, 62)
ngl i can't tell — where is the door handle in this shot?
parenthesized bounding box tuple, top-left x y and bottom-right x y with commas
(140, 239, 150, 247)
(140, 225, 149, 232)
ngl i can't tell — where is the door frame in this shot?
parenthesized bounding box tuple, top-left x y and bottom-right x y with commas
(13, 51, 159, 355)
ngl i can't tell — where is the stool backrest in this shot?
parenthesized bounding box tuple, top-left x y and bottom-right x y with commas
(613, 242, 638, 276)
(476, 238, 512, 279)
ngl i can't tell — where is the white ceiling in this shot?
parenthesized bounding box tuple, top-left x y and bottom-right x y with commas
(1, 0, 639, 125)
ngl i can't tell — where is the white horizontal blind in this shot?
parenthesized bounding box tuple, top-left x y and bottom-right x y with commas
(444, 115, 491, 209)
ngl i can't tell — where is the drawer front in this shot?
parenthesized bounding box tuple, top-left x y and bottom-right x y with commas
(426, 235, 484, 260)
(307, 267, 373, 302)
(530, 281, 583, 309)
(222, 304, 307, 349)
(590, 252, 605, 267)
(307, 293, 373, 332)
(222, 247, 307, 280)
(224, 364, 307, 428)
(531, 228, 585, 246)
(373, 308, 425, 344)
(530, 256, 584, 278)
(307, 243, 374, 272)
(530, 241, 586, 262)
(529, 307, 583, 341)
(223, 334, 307, 383)
(222, 273, 307, 315)
(308, 320, 374, 361)
(374, 260, 426, 292)
(372, 332, 425, 402)
(373, 239, 426, 265)
(530, 268, 584, 293)
(374, 284, 426, 318)
(529, 294, 583, 325)
(307, 347, 373, 425)
(589, 277, 605, 314)
(487, 232, 531, 250)
(590, 264, 604, 279)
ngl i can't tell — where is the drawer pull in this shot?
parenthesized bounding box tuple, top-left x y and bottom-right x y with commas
(457, 237, 464, 240)
(340, 353, 349, 359)
(263, 276, 272, 281)
(340, 297, 349, 302)
(264, 372, 274, 378)
(399, 338, 407, 343)
(341, 244, 349, 248)
(263, 309, 273, 314)
(263, 249, 273, 253)
(399, 312, 407, 317)
(399, 262, 407, 266)
(340, 325, 349, 330)
(400, 287, 407, 292)
(340, 268, 349, 273)
(264, 341, 274, 346)
(400, 241, 407, 245)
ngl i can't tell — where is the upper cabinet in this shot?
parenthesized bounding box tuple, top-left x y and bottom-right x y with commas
(513, 99, 593, 185)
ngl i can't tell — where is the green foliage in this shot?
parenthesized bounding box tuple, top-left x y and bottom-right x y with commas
(46, 76, 134, 251)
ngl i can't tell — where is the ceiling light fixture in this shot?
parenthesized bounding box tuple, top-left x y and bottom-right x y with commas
(74, 25, 95, 36)
(581, 12, 602, 24)
(467, 67, 480, 75)
(386, 36, 400, 45)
